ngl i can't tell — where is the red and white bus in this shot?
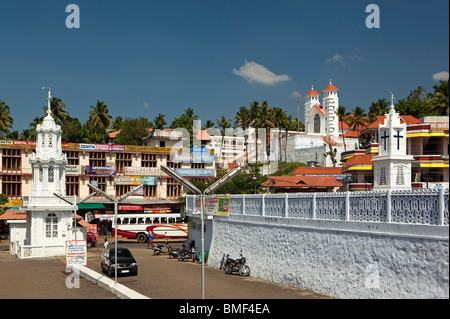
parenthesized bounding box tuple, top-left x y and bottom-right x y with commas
(112, 213, 187, 243)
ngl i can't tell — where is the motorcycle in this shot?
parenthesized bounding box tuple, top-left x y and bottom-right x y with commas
(219, 250, 250, 277)
(166, 243, 181, 259)
(153, 243, 169, 255)
(178, 243, 196, 262)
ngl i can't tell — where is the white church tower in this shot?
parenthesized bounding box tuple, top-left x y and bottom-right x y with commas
(322, 80, 339, 138)
(20, 89, 81, 259)
(372, 91, 414, 191)
(304, 85, 322, 134)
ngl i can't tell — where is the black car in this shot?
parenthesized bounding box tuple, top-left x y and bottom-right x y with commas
(101, 247, 138, 277)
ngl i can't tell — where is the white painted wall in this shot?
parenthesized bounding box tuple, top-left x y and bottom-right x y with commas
(207, 215, 449, 299)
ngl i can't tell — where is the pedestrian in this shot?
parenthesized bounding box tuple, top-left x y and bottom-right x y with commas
(103, 238, 109, 254)
(147, 231, 154, 249)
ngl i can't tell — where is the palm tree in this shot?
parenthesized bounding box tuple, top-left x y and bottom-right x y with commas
(110, 116, 123, 132)
(335, 106, 351, 151)
(88, 100, 111, 130)
(43, 97, 69, 124)
(153, 113, 167, 130)
(235, 106, 251, 129)
(203, 120, 215, 129)
(216, 115, 231, 136)
(253, 101, 275, 158)
(18, 129, 33, 141)
(347, 106, 369, 148)
(429, 80, 449, 116)
(368, 98, 390, 122)
(271, 107, 287, 161)
(0, 100, 14, 139)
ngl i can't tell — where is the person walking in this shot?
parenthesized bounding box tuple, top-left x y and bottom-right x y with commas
(146, 231, 154, 249)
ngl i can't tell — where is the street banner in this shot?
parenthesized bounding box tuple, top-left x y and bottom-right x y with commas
(66, 240, 87, 267)
(84, 165, 116, 175)
(215, 195, 230, 216)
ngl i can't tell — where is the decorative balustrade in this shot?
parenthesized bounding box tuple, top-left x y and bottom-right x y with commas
(185, 188, 449, 226)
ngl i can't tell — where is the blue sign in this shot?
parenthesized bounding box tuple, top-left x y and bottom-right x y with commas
(175, 168, 215, 177)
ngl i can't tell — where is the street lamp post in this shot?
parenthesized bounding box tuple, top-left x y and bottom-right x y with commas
(160, 165, 243, 299)
(87, 183, 144, 285)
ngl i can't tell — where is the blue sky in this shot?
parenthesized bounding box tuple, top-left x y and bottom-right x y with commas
(0, 0, 448, 132)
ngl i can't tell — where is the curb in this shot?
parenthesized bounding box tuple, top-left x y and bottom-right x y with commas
(73, 264, 150, 299)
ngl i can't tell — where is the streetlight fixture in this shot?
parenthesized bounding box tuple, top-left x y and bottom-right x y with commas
(87, 183, 144, 284)
(160, 164, 243, 299)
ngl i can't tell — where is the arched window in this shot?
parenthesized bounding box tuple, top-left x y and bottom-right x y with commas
(314, 114, 321, 133)
(45, 213, 58, 238)
(48, 167, 54, 183)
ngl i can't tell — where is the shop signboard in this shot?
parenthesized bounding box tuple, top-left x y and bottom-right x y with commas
(174, 168, 215, 177)
(84, 165, 116, 175)
(115, 176, 157, 186)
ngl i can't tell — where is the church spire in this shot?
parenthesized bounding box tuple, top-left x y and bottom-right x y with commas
(42, 87, 52, 117)
(387, 89, 395, 110)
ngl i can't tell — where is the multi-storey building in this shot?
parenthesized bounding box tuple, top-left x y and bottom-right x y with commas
(0, 137, 216, 214)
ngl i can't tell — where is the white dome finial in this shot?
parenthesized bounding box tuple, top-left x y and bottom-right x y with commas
(42, 87, 52, 117)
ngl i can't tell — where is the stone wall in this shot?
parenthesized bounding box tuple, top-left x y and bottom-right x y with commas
(207, 215, 449, 299)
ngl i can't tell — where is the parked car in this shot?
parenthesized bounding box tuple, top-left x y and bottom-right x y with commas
(101, 247, 138, 277)
(87, 231, 97, 247)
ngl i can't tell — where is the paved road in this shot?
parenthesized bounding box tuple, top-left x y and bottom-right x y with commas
(0, 237, 331, 299)
(88, 236, 332, 299)
(0, 242, 118, 299)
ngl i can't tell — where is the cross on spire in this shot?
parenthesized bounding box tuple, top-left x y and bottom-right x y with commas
(42, 87, 52, 117)
(380, 130, 389, 150)
(393, 130, 403, 150)
(387, 89, 395, 110)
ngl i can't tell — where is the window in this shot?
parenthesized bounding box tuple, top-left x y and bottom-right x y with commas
(191, 163, 205, 169)
(166, 178, 181, 198)
(314, 114, 321, 133)
(48, 134, 53, 148)
(167, 156, 181, 169)
(48, 167, 54, 183)
(2, 149, 21, 172)
(116, 153, 132, 173)
(144, 185, 156, 198)
(115, 185, 132, 197)
(64, 151, 80, 165)
(2, 175, 21, 198)
(66, 176, 79, 197)
(89, 177, 106, 196)
(141, 154, 157, 168)
(89, 152, 106, 167)
(45, 213, 58, 238)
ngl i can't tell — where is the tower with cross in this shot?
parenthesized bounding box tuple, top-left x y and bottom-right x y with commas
(372, 90, 414, 191)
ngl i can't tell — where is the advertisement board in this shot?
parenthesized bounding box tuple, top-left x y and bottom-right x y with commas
(115, 176, 157, 186)
(174, 168, 215, 177)
(84, 166, 116, 175)
(66, 240, 87, 267)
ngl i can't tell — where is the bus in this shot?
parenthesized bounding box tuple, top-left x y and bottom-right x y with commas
(112, 213, 187, 243)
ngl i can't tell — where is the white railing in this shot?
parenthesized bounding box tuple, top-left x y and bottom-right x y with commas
(185, 188, 449, 226)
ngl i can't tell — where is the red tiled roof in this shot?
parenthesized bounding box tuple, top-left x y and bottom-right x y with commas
(0, 210, 26, 221)
(314, 105, 325, 115)
(262, 176, 342, 188)
(196, 130, 211, 141)
(322, 83, 339, 91)
(342, 154, 375, 167)
(365, 115, 420, 129)
(291, 167, 342, 176)
(305, 89, 320, 96)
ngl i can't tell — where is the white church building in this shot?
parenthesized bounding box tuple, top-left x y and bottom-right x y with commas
(11, 90, 85, 259)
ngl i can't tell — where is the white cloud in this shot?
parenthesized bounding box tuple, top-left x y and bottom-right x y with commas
(233, 61, 291, 85)
(432, 71, 449, 81)
(291, 91, 302, 99)
(325, 53, 362, 67)
(143, 101, 149, 108)
(325, 54, 346, 66)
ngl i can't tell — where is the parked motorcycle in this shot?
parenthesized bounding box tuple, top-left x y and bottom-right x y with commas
(153, 243, 169, 255)
(178, 243, 196, 262)
(166, 243, 181, 259)
(219, 250, 250, 277)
